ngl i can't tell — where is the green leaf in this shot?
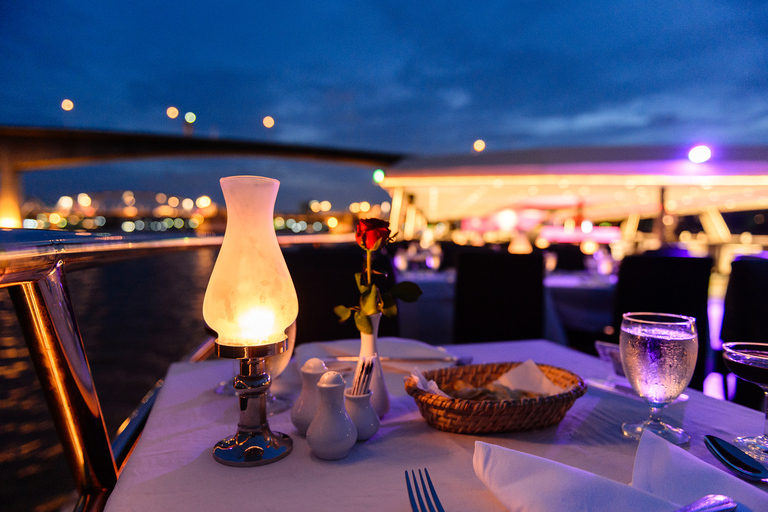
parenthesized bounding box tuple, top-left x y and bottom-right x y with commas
(354, 272, 370, 294)
(334, 305, 352, 322)
(382, 301, 397, 317)
(360, 284, 379, 316)
(381, 293, 398, 317)
(381, 293, 397, 309)
(389, 281, 423, 302)
(354, 310, 373, 334)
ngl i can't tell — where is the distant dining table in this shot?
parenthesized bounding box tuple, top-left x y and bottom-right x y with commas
(104, 339, 765, 512)
(543, 271, 617, 346)
(397, 268, 617, 346)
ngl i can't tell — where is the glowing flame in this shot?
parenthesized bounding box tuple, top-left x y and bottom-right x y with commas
(237, 307, 277, 342)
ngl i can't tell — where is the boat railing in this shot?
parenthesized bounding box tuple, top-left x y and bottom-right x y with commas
(1, 229, 226, 511)
(1, 228, 357, 511)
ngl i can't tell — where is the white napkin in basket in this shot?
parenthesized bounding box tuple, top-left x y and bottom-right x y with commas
(410, 367, 450, 398)
(410, 359, 564, 399)
(474, 431, 766, 512)
(494, 359, 565, 396)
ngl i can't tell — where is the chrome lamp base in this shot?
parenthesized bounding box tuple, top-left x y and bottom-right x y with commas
(212, 340, 293, 467)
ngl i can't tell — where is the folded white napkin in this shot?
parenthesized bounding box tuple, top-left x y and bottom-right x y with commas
(495, 359, 565, 396)
(474, 431, 766, 512)
(632, 431, 767, 511)
(294, 337, 457, 373)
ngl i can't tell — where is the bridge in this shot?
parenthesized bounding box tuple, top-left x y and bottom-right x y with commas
(0, 126, 402, 228)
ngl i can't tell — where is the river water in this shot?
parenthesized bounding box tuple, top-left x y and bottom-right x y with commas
(0, 249, 218, 512)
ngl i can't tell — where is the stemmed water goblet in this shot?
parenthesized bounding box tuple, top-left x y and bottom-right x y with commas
(619, 312, 698, 445)
(722, 342, 768, 462)
(264, 321, 297, 413)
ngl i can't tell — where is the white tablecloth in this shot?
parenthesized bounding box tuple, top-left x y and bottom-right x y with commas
(105, 340, 765, 512)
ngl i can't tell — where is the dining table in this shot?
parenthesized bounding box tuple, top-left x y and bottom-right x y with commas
(396, 269, 617, 346)
(104, 339, 766, 512)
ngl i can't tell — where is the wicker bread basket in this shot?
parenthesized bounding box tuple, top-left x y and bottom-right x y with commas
(404, 361, 587, 434)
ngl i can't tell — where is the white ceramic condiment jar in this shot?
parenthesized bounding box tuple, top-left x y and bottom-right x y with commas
(344, 389, 380, 441)
(306, 371, 357, 460)
(290, 358, 328, 436)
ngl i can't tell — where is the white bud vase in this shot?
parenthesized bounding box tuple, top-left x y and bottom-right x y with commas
(290, 358, 328, 436)
(306, 371, 357, 460)
(359, 312, 389, 418)
(344, 389, 380, 441)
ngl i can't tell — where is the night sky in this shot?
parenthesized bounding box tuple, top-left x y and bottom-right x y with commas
(1, 1, 766, 211)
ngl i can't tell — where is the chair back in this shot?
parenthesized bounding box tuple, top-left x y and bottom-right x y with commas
(453, 251, 544, 343)
(553, 244, 586, 271)
(283, 245, 399, 345)
(722, 257, 768, 343)
(611, 254, 713, 390)
(720, 256, 768, 410)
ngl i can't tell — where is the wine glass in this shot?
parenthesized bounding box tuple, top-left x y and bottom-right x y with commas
(619, 312, 698, 445)
(264, 321, 297, 414)
(722, 342, 768, 462)
(215, 321, 296, 415)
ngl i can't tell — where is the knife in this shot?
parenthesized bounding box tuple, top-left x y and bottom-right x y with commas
(322, 355, 472, 364)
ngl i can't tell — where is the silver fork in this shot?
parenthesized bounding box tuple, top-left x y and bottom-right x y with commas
(405, 468, 445, 512)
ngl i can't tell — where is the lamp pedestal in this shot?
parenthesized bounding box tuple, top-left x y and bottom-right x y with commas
(212, 339, 293, 467)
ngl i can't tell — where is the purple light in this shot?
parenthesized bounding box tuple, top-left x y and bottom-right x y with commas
(688, 145, 712, 163)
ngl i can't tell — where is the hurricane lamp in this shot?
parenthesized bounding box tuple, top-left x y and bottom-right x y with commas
(203, 176, 298, 466)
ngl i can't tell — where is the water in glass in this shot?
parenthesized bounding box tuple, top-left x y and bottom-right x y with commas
(619, 312, 697, 445)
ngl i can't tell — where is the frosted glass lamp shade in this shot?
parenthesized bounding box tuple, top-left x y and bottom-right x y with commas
(203, 176, 298, 347)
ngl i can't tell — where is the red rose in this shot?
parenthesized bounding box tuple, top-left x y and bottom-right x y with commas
(355, 218, 391, 251)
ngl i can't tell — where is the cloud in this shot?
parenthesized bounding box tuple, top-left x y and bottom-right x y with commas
(3, 0, 768, 206)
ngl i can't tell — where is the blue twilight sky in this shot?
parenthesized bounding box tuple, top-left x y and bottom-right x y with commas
(1, 1, 767, 211)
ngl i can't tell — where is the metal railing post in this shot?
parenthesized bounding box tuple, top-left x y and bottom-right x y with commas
(8, 261, 118, 499)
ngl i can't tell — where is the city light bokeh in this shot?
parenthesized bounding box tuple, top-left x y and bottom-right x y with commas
(688, 145, 712, 163)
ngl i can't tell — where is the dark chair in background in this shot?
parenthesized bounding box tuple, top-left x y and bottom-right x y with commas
(720, 256, 768, 411)
(453, 251, 545, 343)
(283, 245, 399, 346)
(609, 254, 713, 391)
(438, 241, 501, 271)
(552, 244, 586, 271)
